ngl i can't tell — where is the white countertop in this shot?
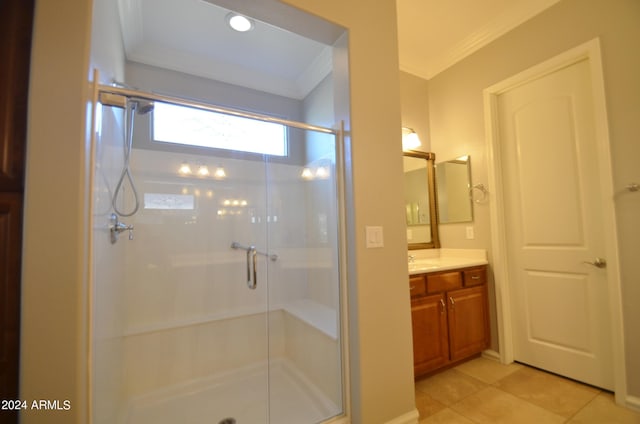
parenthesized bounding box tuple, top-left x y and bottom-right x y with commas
(408, 248, 488, 274)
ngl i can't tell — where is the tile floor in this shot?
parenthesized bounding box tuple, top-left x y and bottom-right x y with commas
(415, 357, 640, 423)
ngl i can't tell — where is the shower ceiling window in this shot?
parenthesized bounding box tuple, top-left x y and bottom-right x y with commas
(152, 102, 288, 156)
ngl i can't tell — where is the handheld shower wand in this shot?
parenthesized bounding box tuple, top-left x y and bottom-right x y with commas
(111, 97, 154, 217)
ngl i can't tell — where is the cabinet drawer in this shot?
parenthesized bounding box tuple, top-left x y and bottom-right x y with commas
(463, 266, 486, 287)
(426, 271, 462, 293)
(409, 275, 426, 298)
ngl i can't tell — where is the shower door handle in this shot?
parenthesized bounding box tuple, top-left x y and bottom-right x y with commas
(231, 242, 276, 290)
(247, 246, 257, 290)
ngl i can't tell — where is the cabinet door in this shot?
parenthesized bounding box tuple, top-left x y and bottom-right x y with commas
(448, 285, 489, 361)
(411, 293, 449, 376)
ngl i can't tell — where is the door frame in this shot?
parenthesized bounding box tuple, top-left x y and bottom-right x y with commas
(483, 38, 627, 404)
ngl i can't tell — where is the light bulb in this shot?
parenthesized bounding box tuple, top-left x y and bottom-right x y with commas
(401, 127, 422, 151)
(214, 167, 226, 179)
(301, 168, 313, 179)
(315, 167, 328, 178)
(197, 165, 210, 176)
(179, 162, 192, 175)
(227, 14, 253, 32)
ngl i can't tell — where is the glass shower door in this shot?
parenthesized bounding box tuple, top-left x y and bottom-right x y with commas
(264, 127, 344, 423)
(92, 92, 344, 424)
(124, 150, 273, 424)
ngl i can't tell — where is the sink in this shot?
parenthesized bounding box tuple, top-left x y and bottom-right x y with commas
(408, 259, 440, 272)
(409, 259, 438, 266)
(408, 264, 439, 272)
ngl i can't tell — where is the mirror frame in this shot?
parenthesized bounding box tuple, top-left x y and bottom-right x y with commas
(404, 150, 440, 250)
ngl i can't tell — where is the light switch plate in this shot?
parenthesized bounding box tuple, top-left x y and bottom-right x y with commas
(466, 226, 475, 239)
(366, 226, 384, 248)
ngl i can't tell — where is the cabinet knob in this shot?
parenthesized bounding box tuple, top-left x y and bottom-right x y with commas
(449, 296, 455, 309)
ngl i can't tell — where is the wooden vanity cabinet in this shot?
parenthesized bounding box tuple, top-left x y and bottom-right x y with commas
(448, 285, 489, 361)
(411, 292, 450, 375)
(410, 265, 489, 377)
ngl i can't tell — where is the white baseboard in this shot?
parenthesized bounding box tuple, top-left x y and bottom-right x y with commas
(626, 395, 640, 412)
(384, 409, 419, 424)
(481, 349, 501, 362)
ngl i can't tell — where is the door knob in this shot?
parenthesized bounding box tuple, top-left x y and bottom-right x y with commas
(583, 258, 607, 268)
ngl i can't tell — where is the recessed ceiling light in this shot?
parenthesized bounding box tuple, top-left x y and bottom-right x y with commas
(226, 13, 254, 32)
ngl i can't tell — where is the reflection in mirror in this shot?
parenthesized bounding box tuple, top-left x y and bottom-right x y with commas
(403, 151, 440, 249)
(405, 156, 430, 226)
(436, 155, 473, 223)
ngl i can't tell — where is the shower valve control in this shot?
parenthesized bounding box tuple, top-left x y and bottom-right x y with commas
(110, 213, 134, 244)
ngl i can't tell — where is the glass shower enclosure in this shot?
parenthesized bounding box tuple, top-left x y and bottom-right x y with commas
(90, 86, 346, 423)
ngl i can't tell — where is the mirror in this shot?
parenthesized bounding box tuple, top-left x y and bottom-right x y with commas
(403, 151, 440, 249)
(435, 155, 473, 223)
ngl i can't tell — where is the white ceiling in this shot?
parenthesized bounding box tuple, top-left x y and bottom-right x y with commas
(396, 0, 561, 79)
(118, 0, 561, 98)
(118, 0, 335, 99)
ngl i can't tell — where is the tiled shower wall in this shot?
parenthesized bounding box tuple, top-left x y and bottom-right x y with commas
(116, 147, 341, 403)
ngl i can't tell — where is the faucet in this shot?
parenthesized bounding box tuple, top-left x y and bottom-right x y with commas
(109, 213, 134, 244)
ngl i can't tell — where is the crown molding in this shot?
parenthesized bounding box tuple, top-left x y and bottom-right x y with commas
(126, 41, 331, 100)
(118, 0, 332, 99)
(401, 0, 561, 80)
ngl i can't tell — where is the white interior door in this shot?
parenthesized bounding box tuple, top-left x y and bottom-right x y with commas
(497, 58, 614, 390)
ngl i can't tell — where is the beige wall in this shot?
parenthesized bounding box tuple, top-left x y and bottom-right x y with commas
(21, 0, 93, 422)
(23, 0, 416, 423)
(427, 0, 640, 399)
(400, 72, 431, 152)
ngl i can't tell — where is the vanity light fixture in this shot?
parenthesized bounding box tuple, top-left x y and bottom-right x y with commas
(402, 127, 422, 151)
(179, 161, 224, 179)
(315, 166, 329, 179)
(178, 162, 192, 175)
(301, 167, 313, 180)
(226, 13, 254, 32)
(301, 158, 332, 181)
(300, 166, 331, 180)
(214, 166, 227, 179)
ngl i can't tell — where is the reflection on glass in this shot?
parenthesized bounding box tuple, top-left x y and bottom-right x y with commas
(143, 193, 195, 210)
(404, 157, 431, 227)
(436, 155, 473, 223)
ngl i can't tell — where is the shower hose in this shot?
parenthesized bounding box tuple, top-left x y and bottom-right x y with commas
(111, 100, 140, 217)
